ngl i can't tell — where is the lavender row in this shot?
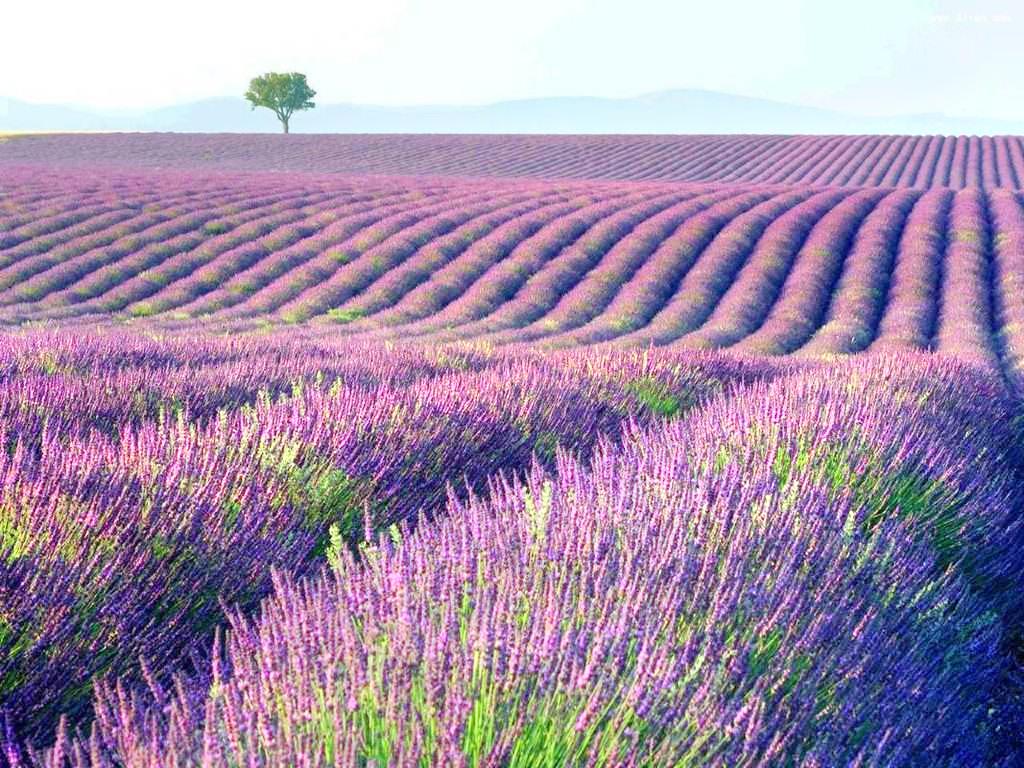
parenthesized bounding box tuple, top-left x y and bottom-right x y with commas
(869, 189, 952, 352)
(269, 188, 569, 324)
(0, 332, 757, 744)
(339, 198, 608, 331)
(3, 189, 309, 308)
(988, 190, 1024, 388)
(386, 188, 693, 339)
(351, 188, 675, 336)
(931, 189, 1000, 370)
(23, 352, 1023, 766)
(798, 189, 921, 355)
(3, 169, 1024, 384)
(732, 189, 885, 355)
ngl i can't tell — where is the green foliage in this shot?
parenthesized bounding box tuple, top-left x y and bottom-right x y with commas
(147, 534, 173, 562)
(459, 586, 473, 648)
(524, 481, 553, 558)
(857, 470, 962, 570)
(221, 496, 243, 532)
(244, 72, 316, 133)
(1, 494, 114, 566)
(128, 302, 157, 318)
(354, 684, 396, 765)
(508, 705, 579, 767)
(301, 465, 365, 534)
(36, 350, 64, 375)
(952, 229, 982, 244)
(767, 437, 969, 579)
(326, 307, 366, 324)
(410, 676, 440, 766)
(0, 502, 31, 563)
(227, 281, 257, 296)
(325, 522, 346, 571)
(505, 692, 651, 767)
(303, 684, 339, 763)
(626, 377, 688, 419)
(203, 221, 229, 235)
(749, 628, 783, 678)
(462, 653, 500, 766)
(712, 445, 732, 473)
(0, 616, 11, 649)
(242, 433, 376, 562)
(533, 430, 559, 462)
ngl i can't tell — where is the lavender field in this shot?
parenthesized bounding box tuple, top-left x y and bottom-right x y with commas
(1, 134, 1024, 766)
(5, 133, 1024, 187)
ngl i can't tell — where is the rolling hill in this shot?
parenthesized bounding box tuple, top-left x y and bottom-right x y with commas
(4, 90, 1024, 135)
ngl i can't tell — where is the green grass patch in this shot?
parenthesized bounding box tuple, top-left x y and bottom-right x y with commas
(326, 307, 366, 324)
(227, 282, 257, 296)
(329, 249, 357, 264)
(951, 229, 982, 244)
(128, 302, 157, 318)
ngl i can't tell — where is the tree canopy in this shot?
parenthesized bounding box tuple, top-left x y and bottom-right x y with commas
(244, 72, 316, 134)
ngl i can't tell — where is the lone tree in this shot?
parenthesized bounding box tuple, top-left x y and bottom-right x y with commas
(245, 72, 316, 134)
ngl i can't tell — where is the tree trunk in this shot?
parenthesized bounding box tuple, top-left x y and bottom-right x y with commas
(282, 118, 289, 134)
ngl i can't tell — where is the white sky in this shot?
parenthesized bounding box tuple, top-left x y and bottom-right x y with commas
(3, 0, 1022, 119)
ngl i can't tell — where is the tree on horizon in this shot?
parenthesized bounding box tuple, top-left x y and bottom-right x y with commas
(244, 72, 316, 134)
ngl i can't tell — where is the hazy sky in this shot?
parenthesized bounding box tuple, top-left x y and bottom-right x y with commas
(3, 0, 1021, 118)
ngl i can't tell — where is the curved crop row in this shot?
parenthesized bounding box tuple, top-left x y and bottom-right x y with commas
(0, 331, 759, 744)
(0, 186, 233, 283)
(671, 189, 851, 350)
(616, 189, 815, 346)
(5, 169, 1024, 383)
(931, 189, 1000, 370)
(224, 187, 522, 320)
(366, 188, 684, 337)
(190, 187, 517, 320)
(543, 189, 776, 345)
(312, 191, 578, 323)
(732, 189, 886, 355)
(797, 189, 922, 355)
(50, 188, 416, 316)
(439, 188, 746, 343)
(870, 190, 953, 352)
(270, 188, 570, 324)
(341, 198, 600, 331)
(120, 193, 382, 317)
(988, 190, 1024, 387)
(1, 187, 312, 309)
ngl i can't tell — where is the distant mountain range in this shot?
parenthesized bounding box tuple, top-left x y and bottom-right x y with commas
(3, 89, 1023, 135)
